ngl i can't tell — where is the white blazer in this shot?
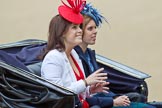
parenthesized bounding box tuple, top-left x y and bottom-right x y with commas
(41, 49, 90, 99)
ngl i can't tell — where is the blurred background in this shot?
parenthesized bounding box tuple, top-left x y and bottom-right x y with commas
(0, 0, 161, 102)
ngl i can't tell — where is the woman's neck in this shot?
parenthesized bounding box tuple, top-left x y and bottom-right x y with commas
(79, 42, 88, 53)
(65, 43, 74, 57)
(65, 48, 72, 58)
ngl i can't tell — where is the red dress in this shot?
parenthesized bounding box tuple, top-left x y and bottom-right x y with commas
(71, 55, 89, 108)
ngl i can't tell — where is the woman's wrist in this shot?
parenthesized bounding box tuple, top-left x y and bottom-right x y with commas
(89, 86, 95, 94)
(89, 86, 92, 94)
(83, 79, 88, 87)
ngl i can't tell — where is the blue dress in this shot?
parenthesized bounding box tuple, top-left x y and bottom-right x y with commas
(74, 46, 156, 108)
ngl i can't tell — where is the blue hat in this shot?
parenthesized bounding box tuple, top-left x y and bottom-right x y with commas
(81, 3, 107, 26)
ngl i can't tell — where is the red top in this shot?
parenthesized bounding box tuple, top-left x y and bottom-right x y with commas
(71, 55, 84, 80)
(71, 55, 89, 108)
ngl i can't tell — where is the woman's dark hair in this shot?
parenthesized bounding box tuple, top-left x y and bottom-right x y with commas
(41, 15, 71, 59)
(80, 14, 92, 36)
(80, 15, 92, 30)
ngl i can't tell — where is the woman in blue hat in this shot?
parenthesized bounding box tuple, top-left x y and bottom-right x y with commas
(74, 3, 156, 108)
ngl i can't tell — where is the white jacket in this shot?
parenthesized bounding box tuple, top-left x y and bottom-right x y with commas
(41, 49, 90, 99)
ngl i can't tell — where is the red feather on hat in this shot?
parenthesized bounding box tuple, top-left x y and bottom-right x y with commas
(61, 0, 86, 13)
(58, 0, 86, 24)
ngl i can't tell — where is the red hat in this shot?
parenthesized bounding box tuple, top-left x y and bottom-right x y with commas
(58, 0, 86, 24)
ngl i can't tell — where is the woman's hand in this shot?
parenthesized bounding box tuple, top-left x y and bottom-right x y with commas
(89, 82, 110, 94)
(85, 68, 107, 86)
(113, 95, 130, 107)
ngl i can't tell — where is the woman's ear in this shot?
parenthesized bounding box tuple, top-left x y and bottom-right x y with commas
(62, 32, 66, 38)
(62, 35, 65, 38)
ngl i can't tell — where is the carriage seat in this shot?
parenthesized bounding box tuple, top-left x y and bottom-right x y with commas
(27, 62, 42, 76)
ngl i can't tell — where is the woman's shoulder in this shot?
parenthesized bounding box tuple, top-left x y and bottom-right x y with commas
(42, 49, 66, 65)
(47, 49, 63, 56)
(44, 49, 65, 60)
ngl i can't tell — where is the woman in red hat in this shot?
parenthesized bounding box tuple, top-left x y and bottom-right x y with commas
(41, 0, 109, 108)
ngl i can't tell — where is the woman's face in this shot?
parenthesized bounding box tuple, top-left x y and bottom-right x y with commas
(63, 24, 82, 48)
(82, 19, 97, 45)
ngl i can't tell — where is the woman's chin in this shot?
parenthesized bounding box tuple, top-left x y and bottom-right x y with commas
(89, 41, 95, 45)
(74, 40, 82, 46)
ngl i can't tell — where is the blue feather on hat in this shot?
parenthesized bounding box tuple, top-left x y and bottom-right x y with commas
(81, 3, 108, 27)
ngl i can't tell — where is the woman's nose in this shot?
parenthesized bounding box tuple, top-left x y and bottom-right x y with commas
(94, 28, 97, 34)
(78, 27, 82, 33)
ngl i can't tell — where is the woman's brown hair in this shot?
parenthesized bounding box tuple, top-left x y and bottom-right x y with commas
(41, 15, 71, 59)
(80, 15, 92, 36)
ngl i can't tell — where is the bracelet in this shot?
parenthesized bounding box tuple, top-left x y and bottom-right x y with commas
(83, 79, 88, 87)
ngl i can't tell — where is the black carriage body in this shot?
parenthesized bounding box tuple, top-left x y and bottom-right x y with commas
(0, 39, 75, 108)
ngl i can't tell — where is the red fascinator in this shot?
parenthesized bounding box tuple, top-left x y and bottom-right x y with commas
(58, 0, 86, 24)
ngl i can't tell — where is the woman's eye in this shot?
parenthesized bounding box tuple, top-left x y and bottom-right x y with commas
(72, 25, 78, 29)
(72, 26, 76, 29)
(88, 27, 93, 31)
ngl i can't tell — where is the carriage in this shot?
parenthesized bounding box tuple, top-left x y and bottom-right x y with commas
(0, 39, 156, 108)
